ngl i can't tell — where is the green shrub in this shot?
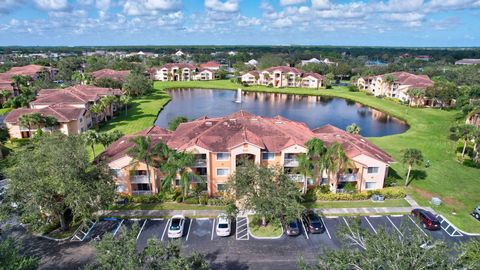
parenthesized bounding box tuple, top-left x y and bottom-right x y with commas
(175, 195, 183, 203)
(315, 187, 406, 201)
(131, 195, 158, 203)
(207, 198, 227, 206)
(372, 186, 406, 199)
(199, 194, 208, 205)
(183, 197, 199, 204)
(318, 185, 330, 194)
(303, 188, 318, 203)
(348, 85, 359, 92)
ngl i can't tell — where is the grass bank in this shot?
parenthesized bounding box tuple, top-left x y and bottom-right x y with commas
(94, 80, 479, 233)
(305, 198, 411, 209)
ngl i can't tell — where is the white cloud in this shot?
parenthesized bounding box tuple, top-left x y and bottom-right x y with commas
(34, 0, 69, 11)
(123, 0, 182, 16)
(0, 0, 23, 14)
(280, 0, 307, 6)
(96, 0, 111, 10)
(384, 12, 425, 22)
(377, 0, 424, 12)
(272, 17, 293, 28)
(204, 0, 239, 12)
(311, 0, 331, 9)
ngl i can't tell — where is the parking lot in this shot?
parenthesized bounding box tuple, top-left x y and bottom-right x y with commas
(72, 212, 474, 269)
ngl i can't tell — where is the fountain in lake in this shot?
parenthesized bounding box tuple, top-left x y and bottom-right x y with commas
(234, 88, 242, 103)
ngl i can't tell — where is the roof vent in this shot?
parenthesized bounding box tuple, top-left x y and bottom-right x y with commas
(205, 121, 212, 126)
(251, 118, 258, 121)
(360, 139, 366, 142)
(119, 140, 125, 144)
(275, 121, 283, 124)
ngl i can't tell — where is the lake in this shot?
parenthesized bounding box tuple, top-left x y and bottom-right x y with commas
(155, 89, 408, 137)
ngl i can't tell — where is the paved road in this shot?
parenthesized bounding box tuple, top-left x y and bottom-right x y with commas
(2, 213, 477, 270)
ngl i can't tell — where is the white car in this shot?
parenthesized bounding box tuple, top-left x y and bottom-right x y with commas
(168, 215, 185, 239)
(216, 214, 231, 237)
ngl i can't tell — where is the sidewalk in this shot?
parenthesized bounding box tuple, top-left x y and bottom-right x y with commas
(98, 209, 223, 218)
(315, 206, 419, 215)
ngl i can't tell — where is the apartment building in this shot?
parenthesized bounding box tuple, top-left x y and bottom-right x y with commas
(151, 63, 198, 81)
(101, 111, 393, 196)
(241, 66, 324, 89)
(4, 105, 87, 138)
(357, 72, 433, 104)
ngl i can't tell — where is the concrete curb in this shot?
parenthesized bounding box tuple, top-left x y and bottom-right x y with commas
(32, 233, 71, 242)
(246, 215, 284, 240)
(436, 214, 480, 236)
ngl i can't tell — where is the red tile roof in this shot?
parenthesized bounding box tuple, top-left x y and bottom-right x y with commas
(6, 64, 48, 77)
(157, 63, 197, 70)
(91, 69, 130, 81)
(31, 85, 122, 106)
(383, 72, 433, 89)
(5, 105, 85, 124)
(264, 66, 303, 74)
(302, 72, 324, 80)
(312, 124, 393, 164)
(101, 111, 393, 165)
(200, 61, 221, 68)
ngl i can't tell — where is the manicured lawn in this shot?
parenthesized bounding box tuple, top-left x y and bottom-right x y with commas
(248, 215, 283, 238)
(305, 199, 411, 209)
(111, 201, 225, 211)
(0, 107, 12, 115)
(94, 80, 480, 233)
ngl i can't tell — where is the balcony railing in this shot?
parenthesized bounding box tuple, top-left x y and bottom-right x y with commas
(339, 174, 357, 182)
(193, 159, 207, 167)
(284, 158, 299, 167)
(132, 190, 152, 196)
(287, 174, 305, 182)
(131, 175, 150, 183)
(190, 175, 207, 183)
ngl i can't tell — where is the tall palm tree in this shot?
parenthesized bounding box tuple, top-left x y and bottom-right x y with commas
(384, 74, 396, 85)
(346, 123, 361, 135)
(401, 148, 424, 186)
(100, 95, 116, 121)
(407, 88, 426, 106)
(89, 103, 103, 125)
(119, 95, 132, 116)
(325, 142, 353, 193)
(449, 124, 476, 158)
(160, 150, 198, 201)
(82, 130, 99, 158)
(295, 153, 312, 195)
(263, 73, 270, 86)
(128, 136, 156, 195)
(305, 138, 327, 183)
(19, 113, 42, 135)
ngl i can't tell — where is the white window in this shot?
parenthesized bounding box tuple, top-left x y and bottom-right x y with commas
(365, 182, 376, 189)
(216, 153, 230, 161)
(262, 152, 275, 160)
(216, 168, 229, 176)
(175, 179, 180, 186)
(367, 167, 379, 174)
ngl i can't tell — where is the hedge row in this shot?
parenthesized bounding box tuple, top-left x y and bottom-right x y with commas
(315, 187, 406, 201)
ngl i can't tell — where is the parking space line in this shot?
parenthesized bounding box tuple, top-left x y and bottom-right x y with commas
(320, 217, 331, 239)
(301, 218, 309, 240)
(161, 219, 170, 241)
(391, 215, 404, 217)
(407, 215, 428, 237)
(211, 218, 215, 241)
(386, 216, 403, 237)
(185, 219, 192, 241)
(151, 218, 164, 221)
(137, 220, 147, 240)
(363, 217, 377, 235)
(112, 219, 124, 237)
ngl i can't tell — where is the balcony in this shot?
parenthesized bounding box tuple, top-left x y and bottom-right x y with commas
(287, 174, 304, 182)
(132, 190, 151, 196)
(193, 159, 207, 167)
(190, 175, 207, 183)
(131, 175, 150, 183)
(339, 174, 357, 182)
(284, 158, 299, 167)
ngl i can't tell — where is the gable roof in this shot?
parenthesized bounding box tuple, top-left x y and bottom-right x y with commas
(158, 63, 197, 70)
(30, 85, 122, 106)
(302, 72, 324, 80)
(383, 72, 433, 89)
(6, 64, 48, 77)
(4, 105, 85, 124)
(312, 124, 393, 164)
(91, 69, 130, 81)
(264, 66, 303, 74)
(200, 61, 221, 68)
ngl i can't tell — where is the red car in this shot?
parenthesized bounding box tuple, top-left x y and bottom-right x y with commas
(411, 209, 441, 230)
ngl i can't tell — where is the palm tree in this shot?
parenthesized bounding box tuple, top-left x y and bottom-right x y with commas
(449, 124, 476, 158)
(325, 142, 353, 193)
(100, 95, 116, 121)
(295, 76, 302, 87)
(43, 116, 58, 132)
(401, 148, 424, 186)
(0, 90, 11, 103)
(119, 95, 132, 116)
(19, 113, 42, 136)
(89, 103, 103, 125)
(263, 73, 270, 86)
(384, 74, 396, 85)
(160, 150, 199, 201)
(407, 88, 426, 106)
(71, 71, 85, 84)
(82, 130, 99, 158)
(128, 136, 156, 195)
(305, 138, 327, 183)
(296, 153, 312, 195)
(346, 123, 361, 135)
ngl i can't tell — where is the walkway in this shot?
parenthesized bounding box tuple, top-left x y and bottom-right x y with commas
(316, 206, 423, 215)
(98, 209, 224, 218)
(404, 195, 420, 207)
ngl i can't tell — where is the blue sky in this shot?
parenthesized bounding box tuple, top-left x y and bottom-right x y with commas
(0, 0, 479, 47)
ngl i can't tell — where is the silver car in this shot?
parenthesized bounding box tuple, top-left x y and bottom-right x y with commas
(216, 214, 231, 237)
(168, 215, 185, 239)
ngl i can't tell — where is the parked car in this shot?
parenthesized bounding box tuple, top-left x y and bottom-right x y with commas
(283, 219, 301, 236)
(411, 209, 441, 230)
(168, 215, 185, 238)
(216, 214, 231, 237)
(301, 210, 324, 234)
(472, 205, 480, 220)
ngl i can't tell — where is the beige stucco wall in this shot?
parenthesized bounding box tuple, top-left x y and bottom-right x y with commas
(353, 154, 388, 191)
